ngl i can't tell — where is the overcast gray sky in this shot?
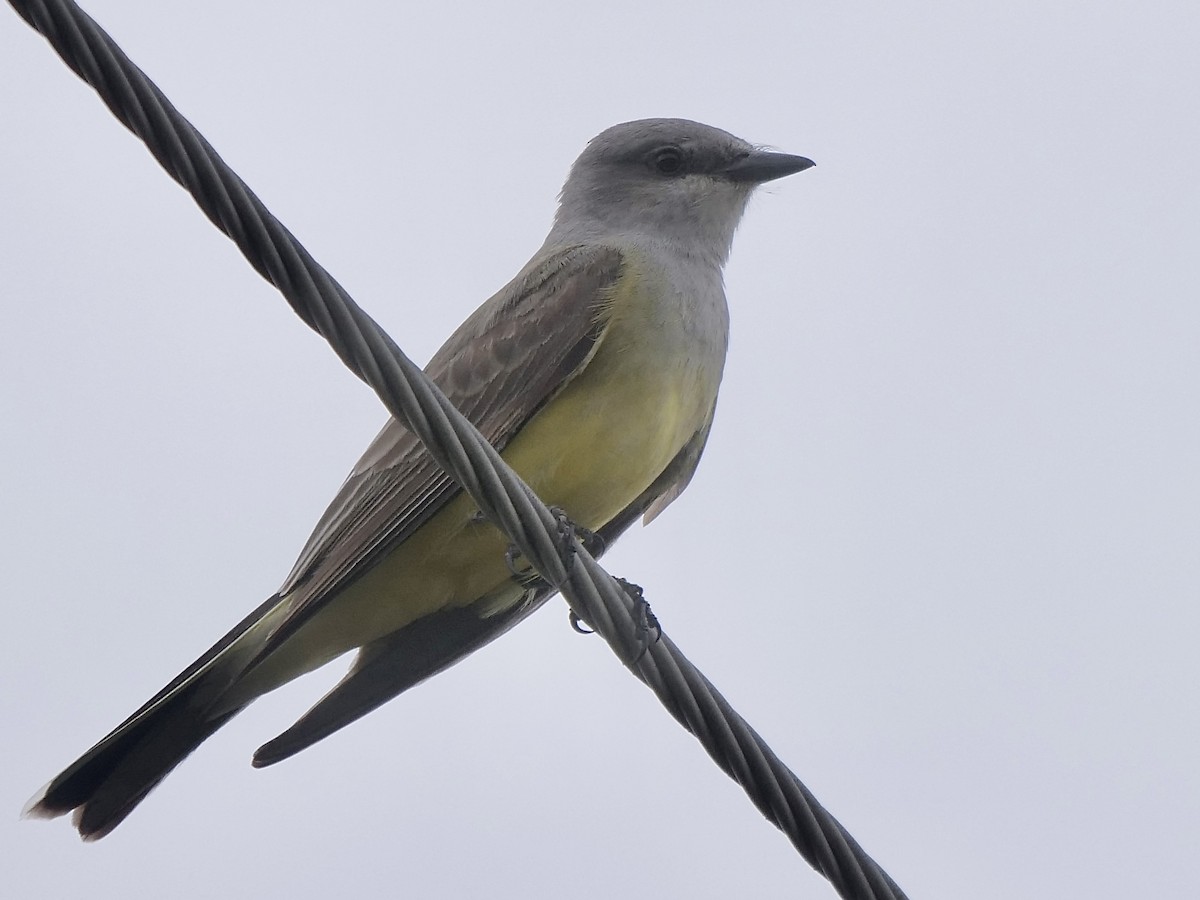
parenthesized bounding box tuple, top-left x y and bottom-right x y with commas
(3, 2, 1198, 898)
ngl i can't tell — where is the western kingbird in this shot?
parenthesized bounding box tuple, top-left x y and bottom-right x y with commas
(25, 118, 813, 839)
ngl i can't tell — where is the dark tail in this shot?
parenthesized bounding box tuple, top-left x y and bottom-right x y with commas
(25, 595, 284, 839)
(24, 678, 247, 840)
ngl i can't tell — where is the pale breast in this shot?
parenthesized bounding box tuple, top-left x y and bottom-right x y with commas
(500, 243, 728, 530)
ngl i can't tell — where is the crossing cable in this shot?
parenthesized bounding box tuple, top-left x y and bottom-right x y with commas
(8, 3, 909, 897)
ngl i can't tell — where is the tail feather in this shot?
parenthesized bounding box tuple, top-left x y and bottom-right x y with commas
(252, 594, 546, 768)
(25, 595, 285, 839)
(25, 682, 248, 840)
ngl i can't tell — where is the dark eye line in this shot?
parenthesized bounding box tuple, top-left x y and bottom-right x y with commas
(651, 146, 685, 176)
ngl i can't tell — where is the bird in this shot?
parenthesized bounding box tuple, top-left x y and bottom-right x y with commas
(24, 117, 813, 840)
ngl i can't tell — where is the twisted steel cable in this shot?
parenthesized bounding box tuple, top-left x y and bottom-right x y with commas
(8, 2, 908, 897)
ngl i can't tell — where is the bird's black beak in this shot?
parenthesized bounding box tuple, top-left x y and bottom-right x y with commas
(723, 150, 815, 184)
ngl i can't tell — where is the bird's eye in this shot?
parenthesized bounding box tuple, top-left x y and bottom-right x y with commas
(651, 147, 685, 176)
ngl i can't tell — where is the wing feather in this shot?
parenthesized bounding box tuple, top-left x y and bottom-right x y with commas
(263, 245, 626, 652)
(251, 407, 718, 765)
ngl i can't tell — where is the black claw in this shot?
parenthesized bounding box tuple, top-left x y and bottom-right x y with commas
(617, 578, 660, 657)
(568, 610, 593, 634)
(548, 506, 605, 558)
(549, 507, 579, 564)
(619, 578, 644, 602)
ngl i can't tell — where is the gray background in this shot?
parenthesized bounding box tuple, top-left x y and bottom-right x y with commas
(3, 2, 1198, 897)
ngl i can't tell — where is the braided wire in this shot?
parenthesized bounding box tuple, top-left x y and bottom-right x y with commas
(9, 2, 908, 897)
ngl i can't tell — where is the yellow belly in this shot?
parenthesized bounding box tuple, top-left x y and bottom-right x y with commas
(240, 265, 714, 695)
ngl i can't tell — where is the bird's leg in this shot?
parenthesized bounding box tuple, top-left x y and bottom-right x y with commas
(503, 543, 540, 588)
(502, 509, 656, 652)
(570, 519, 606, 558)
(504, 506, 603, 584)
(619, 578, 660, 646)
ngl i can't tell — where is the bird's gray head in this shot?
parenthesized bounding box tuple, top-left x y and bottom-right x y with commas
(550, 118, 813, 266)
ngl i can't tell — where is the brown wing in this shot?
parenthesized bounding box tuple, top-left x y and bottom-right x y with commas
(261, 244, 626, 650)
